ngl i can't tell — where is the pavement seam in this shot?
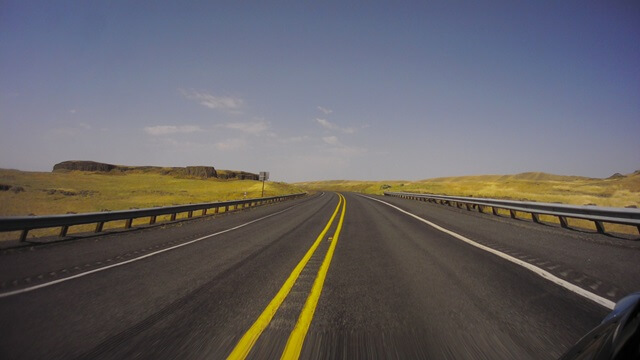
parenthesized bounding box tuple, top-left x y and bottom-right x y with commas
(227, 194, 343, 360)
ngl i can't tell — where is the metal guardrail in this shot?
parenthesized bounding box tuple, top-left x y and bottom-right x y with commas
(384, 191, 640, 236)
(0, 193, 307, 242)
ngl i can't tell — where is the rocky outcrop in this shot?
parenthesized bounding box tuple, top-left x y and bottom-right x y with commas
(53, 161, 117, 172)
(184, 166, 217, 178)
(52, 161, 257, 180)
(218, 171, 259, 180)
(0, 184, 25, 193)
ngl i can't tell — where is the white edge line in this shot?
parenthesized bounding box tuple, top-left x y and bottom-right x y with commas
(0, 200, 306, 299)
(360, 194, 616, 310)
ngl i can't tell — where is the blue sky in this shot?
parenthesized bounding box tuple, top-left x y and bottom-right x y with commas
(1, 1, 638, 182)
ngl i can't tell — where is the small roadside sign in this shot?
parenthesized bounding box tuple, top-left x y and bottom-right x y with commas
(259, 171, 269, 197)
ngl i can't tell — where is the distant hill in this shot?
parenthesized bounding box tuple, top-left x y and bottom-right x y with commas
(52, 160, 259, 180)
(296, 170, 640, 209)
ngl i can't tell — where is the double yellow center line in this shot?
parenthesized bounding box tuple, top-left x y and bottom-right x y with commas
(228, 193, 347, 360)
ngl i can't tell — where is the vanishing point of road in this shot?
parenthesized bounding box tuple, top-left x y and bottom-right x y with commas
(1, 192, 639, 359)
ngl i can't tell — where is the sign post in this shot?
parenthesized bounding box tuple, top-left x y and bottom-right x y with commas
(259, 171, 269, 197)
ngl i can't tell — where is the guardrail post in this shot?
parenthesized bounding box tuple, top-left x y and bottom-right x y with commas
(95, 222, 104, 233)
(170, 213, 176, 221)
(202, 209, 207, 216)
(125, 219, 133, 229)
(466, 203, 472, 211)
(531, 213, 540, 223)
(20, 229, 29, 242)
(59, 225, 69, 237)
(477, 205, 483, 213)
(225, 205, 229, 212)
(149, 216, 156, 225)
(559, 216, 569, 228)
(509, 210, 517, 219)
(594, 221, 605, 234)
(187, 211, 193, 218)
(492, 207, 498, 215)
(214, 207, 219, 214)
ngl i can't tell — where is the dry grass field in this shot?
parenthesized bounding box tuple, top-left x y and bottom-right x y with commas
(298, 171, 640, 235)
(0, 169, 303, 241)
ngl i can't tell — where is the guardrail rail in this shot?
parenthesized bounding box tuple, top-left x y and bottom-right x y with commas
(0, 193, 307, 242)
(384, 191, 640, 236)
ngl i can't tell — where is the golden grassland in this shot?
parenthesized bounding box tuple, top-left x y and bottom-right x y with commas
(0, 169, 304, 241)
(297, 171, 640, 235)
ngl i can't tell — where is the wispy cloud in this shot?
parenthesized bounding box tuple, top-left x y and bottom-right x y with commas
(317, 106, 333, 115)
(223, 119, 269, 135)
(322, 136, 339, 145)
(50, 122, 92, 137)
(180, 89, 244, 113)
(315, 118, 355, 134)
(278, 135, 309, 144)
(144, 125, 202, 136)
(216, 138, 247, 151)
(327, 144, 367, 156)
(321, 135, 366, 156)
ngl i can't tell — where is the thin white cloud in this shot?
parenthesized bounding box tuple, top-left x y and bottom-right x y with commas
(327, 145, 367, 156)
(50, 122, 92, 137)
(69, 109, 77, 114)
(278, 135, 309, 144)
(144, 125, 202, 136)
(223, 119, 269, 135)
(321, 135, 366, 156)
(315, 118, 355, 134)
(322, 136, 339, 146)
(180, 89, 244, 112)
(317, 106, 333, 115)
(216, 138, 247, 151)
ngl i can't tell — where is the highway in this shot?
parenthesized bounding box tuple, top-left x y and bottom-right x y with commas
(0, 192, 639, 359)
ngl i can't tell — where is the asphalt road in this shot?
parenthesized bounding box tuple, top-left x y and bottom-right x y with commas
(1, 192, 639, 359)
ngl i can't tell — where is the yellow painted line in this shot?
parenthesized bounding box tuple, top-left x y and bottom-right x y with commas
(227, 194, 343, 360)
(280, 194, 347, 359)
